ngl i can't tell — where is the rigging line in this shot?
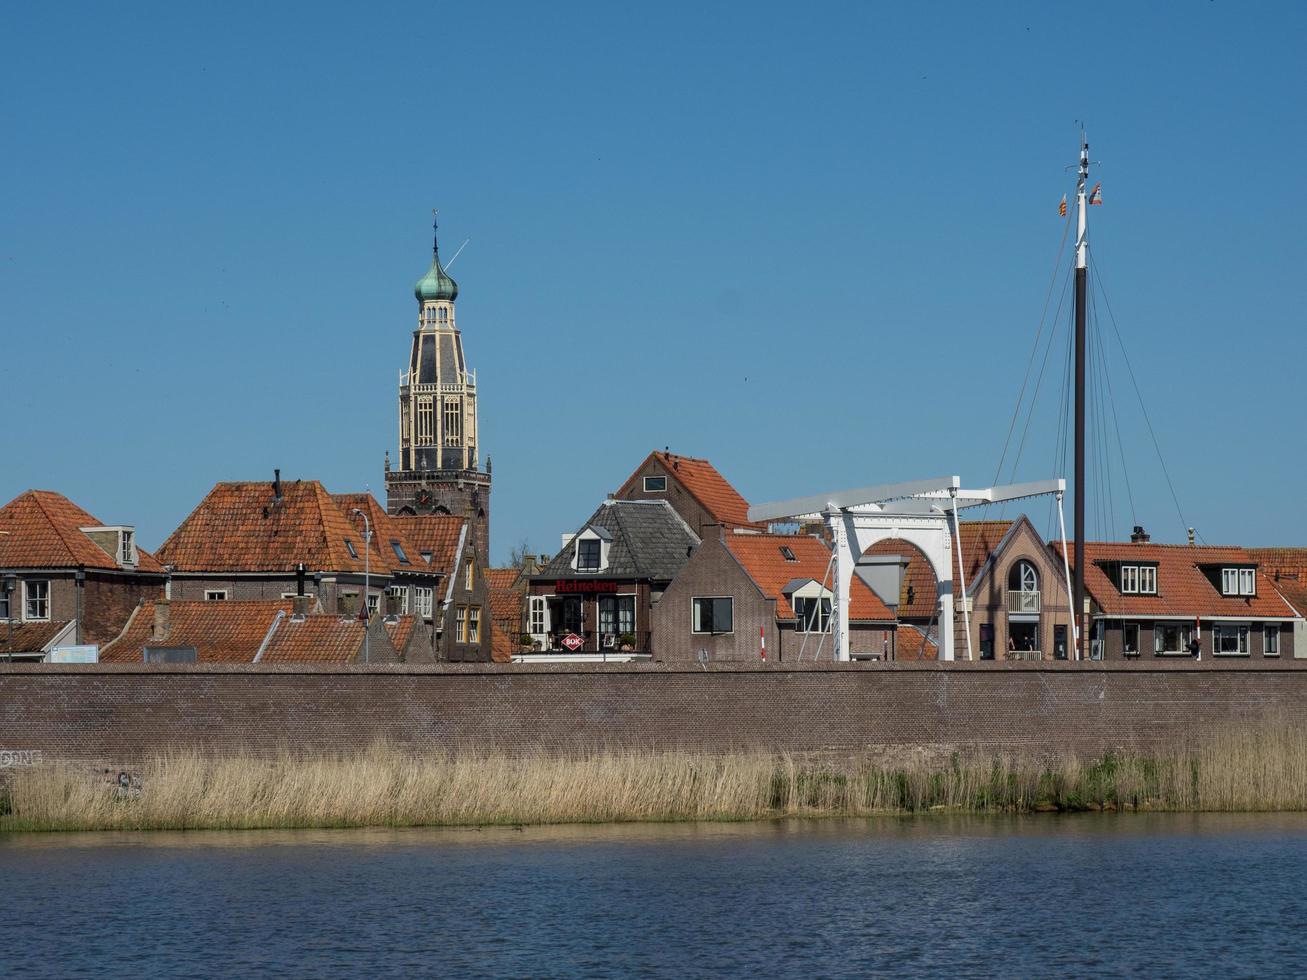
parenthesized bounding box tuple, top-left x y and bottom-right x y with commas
(1091, 283, 1137, 527)
(1003, 265, 1075, 490)
(1091, 286, 1119, 543)
(1089, 250, 1190, 536)
(991, 210, 1075, 488)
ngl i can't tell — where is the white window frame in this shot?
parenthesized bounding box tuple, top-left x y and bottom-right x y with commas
(1239, 568, 1256, 596)
(119, 528, 136, 566)
(0, 588, 9, 621)
(1264, 624, 1280, 656)
(1153, 621, 1192, 655)
(455, 605, 468, 643)
(1212, 623, 1250, 656)
(464, 556, 475, 591)
(794, 595, 833, 633)
(1138, 566, 1157, 595)
(414, 587, 434, 619)
(643, 476, 668, 492)
(691, 596, 734, 635)
(1121, 565, 1139, 594)
(467, 605, 480, 644)
(528, 596, 549, 640)
(366, 593, 380, 617)
(205, 589, 228, 602)
(23, 580, 50, 622)
(597, 593, 637, 645)
(386, 585, 409, 614)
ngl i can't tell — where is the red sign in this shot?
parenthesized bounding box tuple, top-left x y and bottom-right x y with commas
(555, 580, 619, 594)
(562, 633, 584, 651)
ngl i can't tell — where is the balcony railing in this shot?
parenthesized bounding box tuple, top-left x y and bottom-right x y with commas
(1004, 649, 1044, 661)
(1007, 590, 1041, 614)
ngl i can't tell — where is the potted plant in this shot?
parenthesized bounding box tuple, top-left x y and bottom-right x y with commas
(618, 633, 637, 652)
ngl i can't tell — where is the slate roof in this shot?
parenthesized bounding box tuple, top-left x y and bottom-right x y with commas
(391, 514, 467, 577)
(157, 481, 369, 574)
(101, 600, 290, 663)
(618, 451, 761, 528)
(535, 500, 700, 582)
(0, 490, 165, 573)
(1052, 541, 1299, 619)
(724, 533, 895, 622)
(0, 620, 73, 656)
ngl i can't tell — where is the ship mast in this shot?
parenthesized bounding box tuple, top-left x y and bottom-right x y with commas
(1073, 133, 1090, 658)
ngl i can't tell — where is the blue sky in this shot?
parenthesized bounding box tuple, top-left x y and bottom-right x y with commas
(3, 1, 1304, 561)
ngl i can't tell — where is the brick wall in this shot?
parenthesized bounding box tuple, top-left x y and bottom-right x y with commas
(4, 661, 1307, 766)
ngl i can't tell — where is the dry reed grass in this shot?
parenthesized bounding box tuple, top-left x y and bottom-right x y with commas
(5, 722, 1307, 832)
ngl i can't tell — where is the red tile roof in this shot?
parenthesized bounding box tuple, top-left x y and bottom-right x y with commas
(895, 624, 938, 660)
(489, 623, 515, 663)
(724, 533, 895, 622)
(157, 481, 368, 574)
(620, 451, 761, 528)
(0, 620, 73, 656)
(1053, 541, 1298, 619)
(333, 493, 436, 577)
(858, 520, 1016, 616)
(0, 490, 164, 573)
(260, 615, 367, 663)
(486, 568, 519, 591)
(101, 600, 290, 663)
(1271, 578, 1307, 619)
(390, 514, 467, 577)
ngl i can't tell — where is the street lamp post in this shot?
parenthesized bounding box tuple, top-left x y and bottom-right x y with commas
(351, 509, 372, 664)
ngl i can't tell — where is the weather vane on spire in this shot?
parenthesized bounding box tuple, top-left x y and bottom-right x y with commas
(431, 208, 440, 257)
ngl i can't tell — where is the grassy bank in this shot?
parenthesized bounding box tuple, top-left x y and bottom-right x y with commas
(5, 726, 1307, 832)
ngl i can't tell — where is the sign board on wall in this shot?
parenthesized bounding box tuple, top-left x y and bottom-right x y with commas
(554, 580, 620, 594)
(49, 645, 99, 663)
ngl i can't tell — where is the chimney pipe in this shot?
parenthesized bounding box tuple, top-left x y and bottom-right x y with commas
(291, 594, 312, 619)
(296, 562, 306, 597)
(151, 600, 171, 642)
(1188, 527, 1196, 546)
(273, 469, 283, 500)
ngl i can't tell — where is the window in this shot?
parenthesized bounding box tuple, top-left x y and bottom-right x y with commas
(1121, 565, 1139, 594)
(119, 529, 135, 565)
(205, 590, 228, 602)
(438, 306, 448, 323)
(417, 397, 435, 444)
(1213, 624, 1249, 655)
(643, 476, 667, 492)
(1265, 625, 1280, 656)
(1138, 566, 1157, 594)
(529, 596, 548, 636)
(464, 556, 475, 591)
(456, 606, 468, 643)
(598, 595, 636, 641)
(0, 588, 9, 620)
(467, 606, 480, 643)
(692, 597, 734, 634)
(1154, 622, 1192, 654)
(444, 399, 462, 446)
(1122, 622, 1140, 656)
(1221, 568, 1255, 597)
(795, 596, 832, 633)
(24, 580, 49, 621)
(780, 546, 797, 562)
(344, 538, 359, 560)
(366, 593, 380, 617)
(391, 540, 410, 564)
(415, 587, 434, 619)
(577, 538, 601, 572)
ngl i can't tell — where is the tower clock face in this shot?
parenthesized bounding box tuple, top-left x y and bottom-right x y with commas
(416, 489, 434, 511)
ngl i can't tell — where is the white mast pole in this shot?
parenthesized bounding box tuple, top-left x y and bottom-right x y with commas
(1057, 490, 1077, 659)
(948, 489, 973, 660)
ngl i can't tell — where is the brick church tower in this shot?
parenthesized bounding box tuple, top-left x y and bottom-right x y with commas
(385, 215, 491, 558)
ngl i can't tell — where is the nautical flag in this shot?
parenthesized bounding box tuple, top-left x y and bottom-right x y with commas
(1089, 182, 1102, 206)
(1059, 194, 1067, 217)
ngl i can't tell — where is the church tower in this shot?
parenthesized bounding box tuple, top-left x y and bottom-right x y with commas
(385, 215, 491, 558)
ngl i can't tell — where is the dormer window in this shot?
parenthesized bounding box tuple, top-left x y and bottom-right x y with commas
(1121, 565, 1138, 593)
(1120, 564, 1156, 595)
(118, 529, 135, 565)
(578, 538, 601, 572)
(1221, 567, 1255, 596)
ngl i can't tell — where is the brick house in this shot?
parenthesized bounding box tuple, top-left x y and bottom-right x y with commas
(101, 597, 402, 663)
(527, 499, 700, 657)
(1248, 548, 1307, 655)
(0, 490, 166, 660)
(614, 450, 763, 538)
(862, 516, 1076, 661)
(653, 528, 896, 663)
(1056, 532, 1301, 662)
(391, 512, 493, 662)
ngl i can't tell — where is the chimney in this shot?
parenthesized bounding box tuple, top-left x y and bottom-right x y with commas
(1188, 527, 1196, 546)
(291, 594, 312, 619)
(1130, 525, 1150, 544)
(296, 562, 306, 597)
(273, 469, 282, 501)
(385, 593, 403, 617)
(337, 592, 360, 617)
(151, 600, 171, 642)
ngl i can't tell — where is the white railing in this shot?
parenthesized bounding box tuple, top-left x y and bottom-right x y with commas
(1004, 649, 1044, 661)
(1007, 590, 1041, 613)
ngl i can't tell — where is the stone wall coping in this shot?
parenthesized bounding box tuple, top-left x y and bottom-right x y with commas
(2, 660, 1304, 677)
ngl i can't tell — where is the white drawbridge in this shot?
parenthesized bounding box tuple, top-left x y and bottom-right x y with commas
(748, 476, 1071, 662)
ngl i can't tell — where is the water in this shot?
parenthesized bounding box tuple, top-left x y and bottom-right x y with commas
(3, 814, 1306, 978)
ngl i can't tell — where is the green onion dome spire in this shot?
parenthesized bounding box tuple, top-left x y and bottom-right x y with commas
(414, 211, 459, 303)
